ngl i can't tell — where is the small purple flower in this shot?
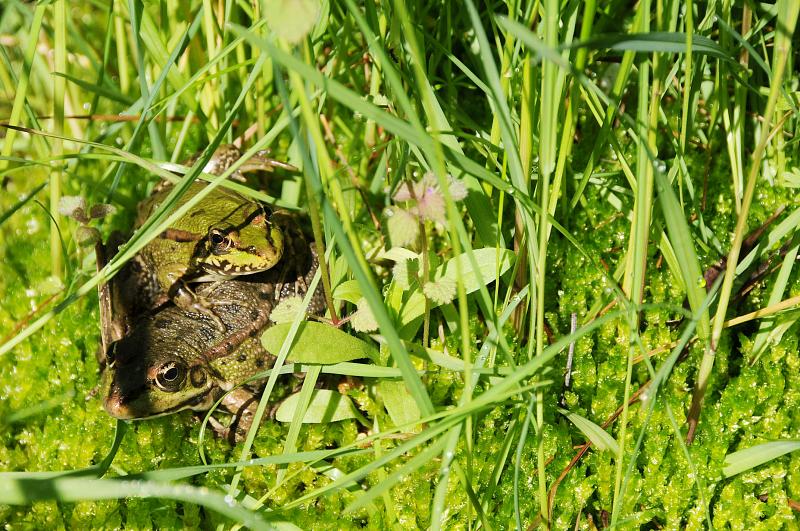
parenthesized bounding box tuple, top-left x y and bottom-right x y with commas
(392, 172, 467, 225)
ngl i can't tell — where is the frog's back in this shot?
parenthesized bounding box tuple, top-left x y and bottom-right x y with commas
(136, 181, 250, 228)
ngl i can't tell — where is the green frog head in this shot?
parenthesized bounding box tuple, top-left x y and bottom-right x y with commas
(133, 146, 292, 330)
(139, 181, 285, 284)
(101, 279, 276, 419)
(101, 313, 275, 419)
(103, 336, 217, 419)
(188, 188, 285, 278)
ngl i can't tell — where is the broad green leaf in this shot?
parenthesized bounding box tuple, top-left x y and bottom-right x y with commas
(275, 389, 358, 423)
(262, 321, 378, 363)
(723, 440, 800, 478)
(399, 248, 514, 326)
(332, 279, 362, 304)
(392, 258, 419, 290)
(558, 408, 619, 453)
(378, 380, 422, 428)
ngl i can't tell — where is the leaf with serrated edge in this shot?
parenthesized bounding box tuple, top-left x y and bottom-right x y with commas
(270, 296, 305, 324)
(385, 206, 419, 247)
(399, 248, 513, 326)
(351, 298, 379, 333)
(378, 246, 419, 262)
(392, 258, 419, 290)
(422, 277, 456, 305)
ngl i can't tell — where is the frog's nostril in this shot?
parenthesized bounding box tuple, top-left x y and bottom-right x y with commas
(103, 392, 134, 419)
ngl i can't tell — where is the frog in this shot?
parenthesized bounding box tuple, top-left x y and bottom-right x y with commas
(133, 144, 293, 330)
(99, 233, 325, 441)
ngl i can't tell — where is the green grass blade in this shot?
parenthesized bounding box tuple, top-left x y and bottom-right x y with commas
(723, 440, 800, 478)
(699, 0, 799, 442)
(0, 4, 45, 170)
(654, 167, 709, 339)
(558, 408, 620, 453)
(51, 72, 133, 105)
(567, 32, 734, 61)
(0, 476, 270, 530)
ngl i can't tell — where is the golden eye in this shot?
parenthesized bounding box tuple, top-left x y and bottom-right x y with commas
(155, 361, 187, 392)
(208, 228, 232, 255)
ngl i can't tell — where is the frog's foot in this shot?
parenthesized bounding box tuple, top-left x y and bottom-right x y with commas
(207, 416, 237, 442)
(218, 387, 280, 443)
(171, 281, 228, 332)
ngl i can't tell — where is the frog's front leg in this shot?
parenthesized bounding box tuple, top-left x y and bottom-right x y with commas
(160, 266, 228, 332)
(171, 280, 229, 332)
(216, 387, 278, 443)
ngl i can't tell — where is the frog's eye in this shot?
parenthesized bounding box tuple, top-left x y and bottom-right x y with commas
(155, 360, 187, 392)
(208, 228, 233, 255)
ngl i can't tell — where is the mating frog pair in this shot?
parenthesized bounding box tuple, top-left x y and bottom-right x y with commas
(98, 145, 324, 440)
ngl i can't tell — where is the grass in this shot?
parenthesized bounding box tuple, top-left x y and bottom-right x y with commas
(1, 0, 800, 528)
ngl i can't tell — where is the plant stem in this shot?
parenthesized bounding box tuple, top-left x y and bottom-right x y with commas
(51, 0, 66, 280)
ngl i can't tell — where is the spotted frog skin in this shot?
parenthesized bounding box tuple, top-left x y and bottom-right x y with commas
(134, 145, 289, 329)
(101, 237, 323, 441)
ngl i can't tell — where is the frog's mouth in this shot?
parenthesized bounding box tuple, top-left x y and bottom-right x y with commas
(201, 237, 285, 278)
(103, 358, 218, 420)
(104, 386, 216, 420)
(201, 259, 269, 277)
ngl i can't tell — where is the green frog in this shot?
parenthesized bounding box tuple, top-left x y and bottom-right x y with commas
(99, 235, 324, 441)
(133, 144, 291, 330)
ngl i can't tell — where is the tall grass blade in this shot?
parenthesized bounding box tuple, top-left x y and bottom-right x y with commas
(723, 440, 800, 478)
